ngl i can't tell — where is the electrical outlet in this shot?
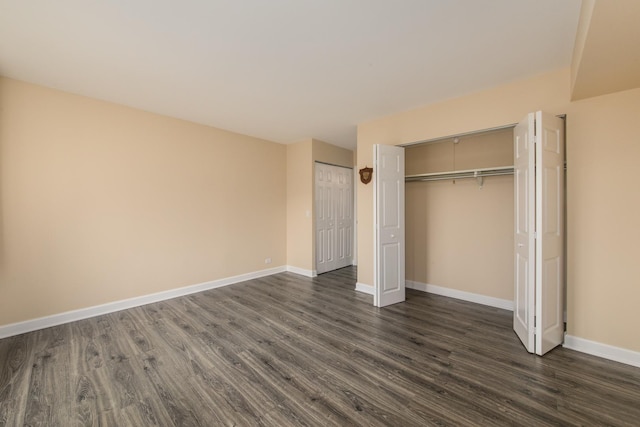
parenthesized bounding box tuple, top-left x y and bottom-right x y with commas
(265, 258, 272, 264)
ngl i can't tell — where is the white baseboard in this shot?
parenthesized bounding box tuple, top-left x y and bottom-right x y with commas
(564, 335, 640, 368)
(0, 265, 287, 339)
(355, 282, 374, 295)
(286, 265, 317, 277)
(406, 280, 513, 311)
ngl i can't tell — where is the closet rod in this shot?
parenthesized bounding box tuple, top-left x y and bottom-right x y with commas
(405, 166, 514, 182)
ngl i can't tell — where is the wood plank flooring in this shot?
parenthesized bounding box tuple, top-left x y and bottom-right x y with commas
(1, 266, 639, 426)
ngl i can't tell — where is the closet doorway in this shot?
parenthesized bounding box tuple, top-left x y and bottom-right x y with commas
(404, 125, 515, 303)
(397, 111, 565, 356)
(315, 162, 354, 274)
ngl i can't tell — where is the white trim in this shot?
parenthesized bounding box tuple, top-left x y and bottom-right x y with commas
(406, 280, 513, 311)
(0, 266, 287, 339)
(286, 265, 317, 277)
(355, 282, 374, 295)
(564, 335, 640, 368)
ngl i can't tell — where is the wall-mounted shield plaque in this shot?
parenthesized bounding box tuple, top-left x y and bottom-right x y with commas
(359, 166, 373, 184)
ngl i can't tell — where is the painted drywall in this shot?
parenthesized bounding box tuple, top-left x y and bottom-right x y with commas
(357, 68, 640, 353)
(286, 140, 314, 272)
(286, 138, 354, 273)
(312, 139, 353, 169)
(0, 77, 287, 326)
(564, 88, 640, 352)
(571, 0, 640, 100)
(405, 130, 514, 300)
(570, 0, 595, 97)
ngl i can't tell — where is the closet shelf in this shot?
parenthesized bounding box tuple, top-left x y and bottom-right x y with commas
(405, 166, 514, 182)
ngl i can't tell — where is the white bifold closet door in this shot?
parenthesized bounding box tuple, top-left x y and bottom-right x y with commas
(514, 111, 565, 356)
(316, 162, 353, 275)
(374, 144, 405, 308)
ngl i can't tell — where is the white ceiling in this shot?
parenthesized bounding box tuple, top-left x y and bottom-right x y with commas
(0, 0, 582, 149)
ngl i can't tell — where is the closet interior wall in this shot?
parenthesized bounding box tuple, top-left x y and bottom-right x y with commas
(405, 128, 515, 301)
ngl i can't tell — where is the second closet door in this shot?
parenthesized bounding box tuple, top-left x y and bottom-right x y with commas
(316, 163, 353, 274)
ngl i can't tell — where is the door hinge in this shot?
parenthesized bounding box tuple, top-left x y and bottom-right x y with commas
(533, 231, 537, 239)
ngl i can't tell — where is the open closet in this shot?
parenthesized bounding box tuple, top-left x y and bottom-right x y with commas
(404, 126, 515, 304)
(396, 111, 565, 356)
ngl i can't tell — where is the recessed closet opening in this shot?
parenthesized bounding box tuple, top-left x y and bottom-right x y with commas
(403, 126, 516, 309)
(315, 162, 354, 275)
(397, 113, 567, 356)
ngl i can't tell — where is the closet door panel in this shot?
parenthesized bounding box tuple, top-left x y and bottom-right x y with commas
(535, 112, 565, 356)
(513, 111, 565, 356)
(343, 171, 353, 264)
(374, 144, 405, 307)
(316, 164, 336, 274)
(513, 113, 536, 353)
(315, 163, 353, 274)
(335, 167, 353, 269)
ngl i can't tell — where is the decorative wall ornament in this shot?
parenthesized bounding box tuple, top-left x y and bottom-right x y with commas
(359, 166, 373, 184)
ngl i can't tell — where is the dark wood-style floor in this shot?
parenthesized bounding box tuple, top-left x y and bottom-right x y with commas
(1, 267, 639, 426)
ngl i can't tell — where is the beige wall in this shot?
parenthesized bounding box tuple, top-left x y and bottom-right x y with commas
(570, 0, 595, 97)
(405, 130, 514, 300)
(571, 0, 640, 100)
(286, 140, 314, 271)
(286, 138, 354, 273)
(357, 68, 640, 353)
(312, 139, 353, 169)
(0, 77, 287, 326)
(565, 88, 640, 351)
(406, 129, 514, 173)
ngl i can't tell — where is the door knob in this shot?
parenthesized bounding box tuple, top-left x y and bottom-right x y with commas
(391, 234, 395, 238)
(517, 243, 524, 247)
